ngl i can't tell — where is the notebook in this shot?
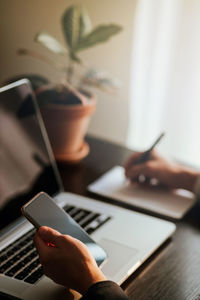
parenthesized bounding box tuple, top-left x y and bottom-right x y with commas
(0, 79, 176, 300)
(88, 165, 196, 219)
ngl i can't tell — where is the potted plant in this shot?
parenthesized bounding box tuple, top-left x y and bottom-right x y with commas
(17, 4, 122, 163)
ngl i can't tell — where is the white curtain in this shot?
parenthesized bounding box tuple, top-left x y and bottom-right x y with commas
(127, 0, 200, 167)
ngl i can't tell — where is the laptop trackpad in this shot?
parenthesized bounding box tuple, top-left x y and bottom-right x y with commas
(99, 239, 139, 278)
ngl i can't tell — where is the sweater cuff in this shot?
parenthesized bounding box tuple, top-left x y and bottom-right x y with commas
(80, 280, 130, 300)
(193, 175, 200, 200)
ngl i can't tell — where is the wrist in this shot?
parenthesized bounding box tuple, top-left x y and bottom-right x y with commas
(78, 268, 106, 295)
(176, 168, 199, 192)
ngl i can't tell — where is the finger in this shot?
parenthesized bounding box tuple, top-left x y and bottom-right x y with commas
(134, 175, 150, 187)
(126, 163, 148, 181)
(34, 231, 60, 265)
(34, 232, 50, 258)
(141, 176, 151, 185)
(124, 152, 143, 172)
(149, 149, 160, 159)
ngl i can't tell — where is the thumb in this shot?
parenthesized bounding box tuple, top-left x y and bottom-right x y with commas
(126, 163, 149, 180)
(124, 152, 142, 171)
(37, 226, 61, 244)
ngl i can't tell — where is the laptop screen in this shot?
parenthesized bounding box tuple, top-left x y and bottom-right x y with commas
(0, 79, 62, 231)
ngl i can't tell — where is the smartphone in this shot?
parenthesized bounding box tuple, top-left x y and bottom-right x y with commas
(21, 192, 107, 266)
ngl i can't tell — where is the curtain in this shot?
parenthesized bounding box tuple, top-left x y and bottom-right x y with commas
(127, 0, 200, 167)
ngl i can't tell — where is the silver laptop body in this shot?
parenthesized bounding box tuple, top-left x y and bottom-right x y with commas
(0, 79, 176, 300)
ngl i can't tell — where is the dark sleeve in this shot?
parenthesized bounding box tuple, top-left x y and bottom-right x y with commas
(80, 280, 130, 300)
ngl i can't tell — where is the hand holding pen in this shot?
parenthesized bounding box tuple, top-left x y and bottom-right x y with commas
(130, 132, 165, 165)
(124, 133, 166, 185)
(124, 132, 199, 190)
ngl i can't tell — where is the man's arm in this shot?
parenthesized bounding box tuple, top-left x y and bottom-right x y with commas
(34, 226, 130, 299)
(124, 150, 200, 195)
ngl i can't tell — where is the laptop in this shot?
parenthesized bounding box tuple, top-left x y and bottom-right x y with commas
(0, 79, 176, 300)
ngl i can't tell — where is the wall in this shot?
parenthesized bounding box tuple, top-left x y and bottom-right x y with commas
(0, 0, 137, 145)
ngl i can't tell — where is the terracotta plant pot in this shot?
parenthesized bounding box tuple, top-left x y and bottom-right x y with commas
(40, 93, 96, 163)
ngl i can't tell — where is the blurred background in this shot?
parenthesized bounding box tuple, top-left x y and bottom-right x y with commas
(1, 0, 200, 167)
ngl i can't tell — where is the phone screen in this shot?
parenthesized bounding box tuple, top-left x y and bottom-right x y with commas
(22, 192, 107, 266)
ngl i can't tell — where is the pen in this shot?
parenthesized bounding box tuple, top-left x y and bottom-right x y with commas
(133, 132, 165, 165)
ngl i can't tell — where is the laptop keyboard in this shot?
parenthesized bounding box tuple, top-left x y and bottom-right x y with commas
(0, 229, 41, 284)
(64, 204, 111, 234)
(0, 205, 111, 284)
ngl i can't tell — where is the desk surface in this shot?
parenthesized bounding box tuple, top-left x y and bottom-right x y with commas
(58, 136, 200, 300)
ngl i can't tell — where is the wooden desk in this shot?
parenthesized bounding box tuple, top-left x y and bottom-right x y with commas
(58, 136, 200, 300)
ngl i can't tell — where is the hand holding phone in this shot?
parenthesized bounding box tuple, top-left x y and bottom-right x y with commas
(21, 192, 107, 266)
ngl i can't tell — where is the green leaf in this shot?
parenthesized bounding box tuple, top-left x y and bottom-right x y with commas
(35, 32, 67, 55)
(78, 7, 92, 42)
(62, 5, 92, 51)
(75, 24, 123, 52)
(61, 5, 80, 50)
